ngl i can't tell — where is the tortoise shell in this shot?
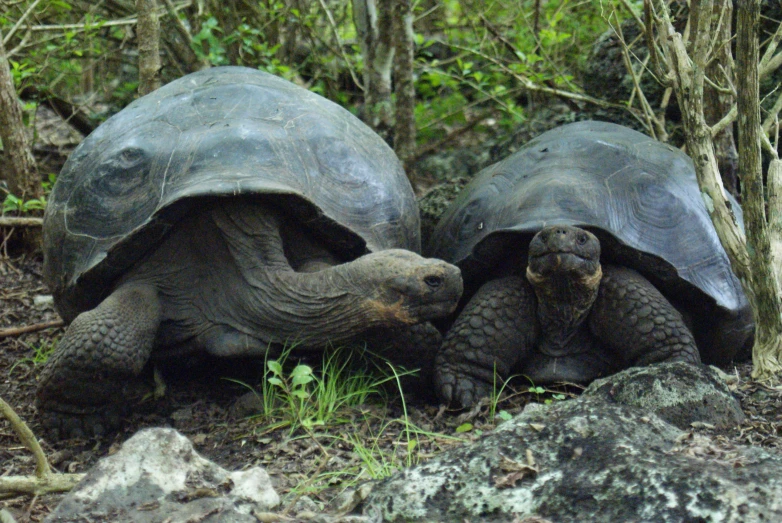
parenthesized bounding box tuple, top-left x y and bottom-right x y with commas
(44, 66, 417, 321)
(428, 121, 751, 359)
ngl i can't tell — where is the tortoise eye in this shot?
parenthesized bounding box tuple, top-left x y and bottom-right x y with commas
(577, 234, 588, 245)
(424, 275, 443, 289)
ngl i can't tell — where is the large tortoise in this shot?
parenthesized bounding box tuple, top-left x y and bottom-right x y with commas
(428, 121, 753, 408)
(38, 66, 462, 437)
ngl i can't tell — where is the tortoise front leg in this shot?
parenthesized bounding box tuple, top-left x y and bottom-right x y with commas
(36, 283, 161, 438)
(434, 276, 538, 408)
(361, 322, 443, 397)
(588, 265, 700, 367)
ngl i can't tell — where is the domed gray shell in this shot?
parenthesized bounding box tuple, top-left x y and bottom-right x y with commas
(44, 66, 418, 320)
(428, 120, 747, 314)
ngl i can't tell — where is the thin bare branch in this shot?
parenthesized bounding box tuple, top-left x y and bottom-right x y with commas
(643, 0, 669, 84)
(0, 217, 43, 227)
(28, 1, 191, 32)
(443, 41, 635, 113)
(760, 17, 782, 73)
(763, 88, 782, 136)
(617, 0, 645, 32)
(612, 11, 665, 140)
(0, 320, 64, 339)
(7, 28, 31, 59)
(317, 0, 362, 91)
(161, 0, 207, 70)
(2, 0, 43, 45)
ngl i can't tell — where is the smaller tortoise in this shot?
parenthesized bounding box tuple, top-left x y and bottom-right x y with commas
(38, 67, 462, 438)
(428, 121, 753, 408)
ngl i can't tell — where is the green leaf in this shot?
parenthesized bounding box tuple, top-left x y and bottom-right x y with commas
(267, 377, 283, 387)
(497, 410, 513, 421)
(292, 374, 313, 388)
(455, 423, 473, 433)
(267, 360, 282, 375)
(290, 364, 313, 378)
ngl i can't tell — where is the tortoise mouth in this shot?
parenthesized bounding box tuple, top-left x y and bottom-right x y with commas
(527, 251, 600, 276)
(530, 249, 595, 262)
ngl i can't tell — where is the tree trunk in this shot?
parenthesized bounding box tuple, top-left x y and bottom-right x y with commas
(736, 0, 782, 377)
(692, 0, 740, 197)
(651, 0, 782, 378)
(0, 29, 39, 202)
(652, 0, 752, 290)
(136, 0, 162, 96)
(392, 0, 416, 177)
(353, 0, 395, 141)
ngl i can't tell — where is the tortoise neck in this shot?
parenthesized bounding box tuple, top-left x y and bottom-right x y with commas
(211, 200, 396, 347)
(263, 265, 391, 346)
(527, 265, 601, 346)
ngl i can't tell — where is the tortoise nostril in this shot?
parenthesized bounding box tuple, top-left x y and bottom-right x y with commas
(424, 275, 443, 289)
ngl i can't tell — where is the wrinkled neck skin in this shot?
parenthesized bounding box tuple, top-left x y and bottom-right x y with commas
(212, 202, 414, 348)
(262, 258, 409, 347)
(526, 265, 602, 351)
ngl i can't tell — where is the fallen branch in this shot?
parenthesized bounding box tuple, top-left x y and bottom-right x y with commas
(0, 217, 43, 227)
(0, 396, 85, 495)
(0, 320, 63, 339)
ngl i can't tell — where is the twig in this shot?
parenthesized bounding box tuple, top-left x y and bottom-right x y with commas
(280, 425, 331, 516)
(2, 0, 42, 45)
(617, 0, 645, 32)
(315, 0, 363, 91)
(643, 0, 668, 84)
(0, 217, 43, 227)
(612, 11, 665, 140)
(28, 1, 191, 32)
(760, 17, 782, 76)
(412, 114, 490, 163)
(0, 396, 85, 495)
(0, 321, 64, 339)
(763, 89, 782, 136)
(444, 40, 634, 112)
(161, 0, 207, 70)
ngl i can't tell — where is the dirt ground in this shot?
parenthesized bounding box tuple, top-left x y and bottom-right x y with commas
(2, 253, 782, 522)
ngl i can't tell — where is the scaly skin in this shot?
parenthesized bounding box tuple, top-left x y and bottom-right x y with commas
(435, 225, 700, 408)
(36, 284, 161, 438)
(37, 200, 463, 439)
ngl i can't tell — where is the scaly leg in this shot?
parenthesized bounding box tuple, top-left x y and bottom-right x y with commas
(36, 283, 161, 438)
(435, 276, 538, 408)
(588, 265, 700, 367)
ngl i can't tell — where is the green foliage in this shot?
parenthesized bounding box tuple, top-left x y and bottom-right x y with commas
(2, 0, 630, 156)
(191, 17, 229, 66)
(413, 0, 623, 144)
(528, 384, 568, 405)
(2, 174, 55, 215)
(245, 344, 395, 435)
(3, 194, 46, 214)
(10, 337, 58, 375)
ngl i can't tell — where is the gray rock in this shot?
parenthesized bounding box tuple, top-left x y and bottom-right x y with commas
(583, 362, 745, 430)
(359, 372, 782, 522)
(45, 428, 279, 523)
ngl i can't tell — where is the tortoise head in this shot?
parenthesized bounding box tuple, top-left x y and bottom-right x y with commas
(345, 249, 463, 325)
(526, 225, 602, 302)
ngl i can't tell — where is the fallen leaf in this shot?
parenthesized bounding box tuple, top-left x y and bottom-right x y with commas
(494, 470, 528, 488)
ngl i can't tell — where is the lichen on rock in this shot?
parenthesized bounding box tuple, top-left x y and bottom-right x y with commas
(359, 365, 782, 523)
